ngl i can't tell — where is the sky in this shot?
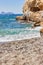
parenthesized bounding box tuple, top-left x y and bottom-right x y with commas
(0, 0, 25, 14)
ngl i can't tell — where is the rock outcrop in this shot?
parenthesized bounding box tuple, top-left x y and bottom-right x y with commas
(23, 0, 43, 27)
(16, 16, 25, 20)
(23, 0, 43, 13)
(16, 0, 43, 32)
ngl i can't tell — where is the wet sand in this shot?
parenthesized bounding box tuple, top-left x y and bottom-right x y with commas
(0, 33, 43, 65)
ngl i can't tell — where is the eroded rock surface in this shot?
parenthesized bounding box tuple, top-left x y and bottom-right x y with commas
(23, 0, 43, 13)
(17, 0, 43, 21)
(16, 0, 43, 32)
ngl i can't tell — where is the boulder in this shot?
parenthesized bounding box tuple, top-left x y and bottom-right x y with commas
(23, 0, 43, 13)
(16, 0, 43, 25)
(16, 16, 25, 20)
(40, 28, 43, 32)
(40, 22, 43, 27)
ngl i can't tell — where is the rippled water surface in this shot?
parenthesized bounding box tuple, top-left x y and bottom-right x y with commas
(0, 14, 40, 42)
(0, 15, 32, 35)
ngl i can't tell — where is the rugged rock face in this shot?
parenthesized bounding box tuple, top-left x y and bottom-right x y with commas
(16, 0, 43, 32)
(29, 11, 43, 22)
(23, 0, 43, 13)
(16, 0, 43, 26)
(22, 0, 43, 27)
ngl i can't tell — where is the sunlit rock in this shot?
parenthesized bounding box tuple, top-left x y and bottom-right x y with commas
(16, 16, 28, 20)
(16, 0, 43, 25)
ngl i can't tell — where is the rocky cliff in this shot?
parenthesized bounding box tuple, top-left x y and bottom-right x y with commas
(16, 0, 43, 26)
(23, 0, 43, 13)
(16, 0, 43, 32)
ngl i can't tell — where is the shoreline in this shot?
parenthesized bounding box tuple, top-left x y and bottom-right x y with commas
(0, 19, 43, 65)
(0, 33, 43, 65)
(0, 26, 42, 43)
(0, 32, 42, 43)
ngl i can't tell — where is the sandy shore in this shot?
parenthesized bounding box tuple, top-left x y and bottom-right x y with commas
(0, 33, 43, 65)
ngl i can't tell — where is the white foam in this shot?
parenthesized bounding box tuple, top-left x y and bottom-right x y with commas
(0, 27, 41, 42)
(0, 34, 40, 42)
(26, 26, 43, 30)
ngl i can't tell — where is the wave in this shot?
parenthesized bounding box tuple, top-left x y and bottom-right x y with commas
(0, 27, 41, 42)
(0, 34, 40, 42)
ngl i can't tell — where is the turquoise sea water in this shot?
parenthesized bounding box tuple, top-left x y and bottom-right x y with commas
(0, 14, 32, 35)
(0, 14, 40, 42)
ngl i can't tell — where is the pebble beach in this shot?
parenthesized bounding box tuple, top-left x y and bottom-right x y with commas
(0, 32, 43, 65)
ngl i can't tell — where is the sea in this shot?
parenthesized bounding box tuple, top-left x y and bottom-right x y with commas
(0, 13, 41, 42)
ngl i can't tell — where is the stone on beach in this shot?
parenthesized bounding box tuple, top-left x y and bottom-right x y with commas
(0, 34, 43, 65)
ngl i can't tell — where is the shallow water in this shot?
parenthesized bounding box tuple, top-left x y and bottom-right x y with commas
(0, 14, 40, 42)
(0, 28, 40, 42)
(0, 19, 32, 29)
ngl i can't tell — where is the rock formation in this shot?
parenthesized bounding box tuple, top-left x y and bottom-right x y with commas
(23, 0, 43, 13)
(23, 0, 43, 26)
(16, 0, 43, 32)
(16, 16, 25, 20)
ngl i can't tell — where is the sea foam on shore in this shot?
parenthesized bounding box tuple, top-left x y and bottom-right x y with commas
(0, 27, 41, 42)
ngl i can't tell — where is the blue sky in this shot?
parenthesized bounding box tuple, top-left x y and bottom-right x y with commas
(0, 0, 24, 13)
